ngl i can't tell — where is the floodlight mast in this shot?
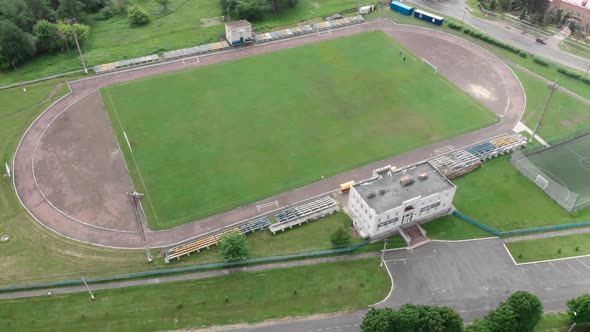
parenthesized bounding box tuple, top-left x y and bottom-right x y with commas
(69, 18, 88, 74)
(529, 81, 558, 144)
(126, 191, 152, 262)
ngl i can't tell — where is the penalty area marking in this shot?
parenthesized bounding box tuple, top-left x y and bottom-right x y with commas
(123, 131, 133, 153)
(183, 56, 200, 65)
(257, 200, 279, 212)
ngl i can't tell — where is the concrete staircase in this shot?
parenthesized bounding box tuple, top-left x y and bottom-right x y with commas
(400, 224, 431, 250)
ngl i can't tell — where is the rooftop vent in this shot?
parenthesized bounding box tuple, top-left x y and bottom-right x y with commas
(367, 192, 377, 199)
(418, 172, 428, 181)
(400, 175, 415, 187)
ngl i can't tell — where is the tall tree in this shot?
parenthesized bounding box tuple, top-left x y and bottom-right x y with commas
(219, 230, 249, 262)
(505, 291, 543, 332)
(361, 308, 397, 332)
(25, 0, 55, 21)
(56, 0, 84, 19)
(0, 0, 37, 32)
(0, 19, 36, 63)
(567, 294, 590, 324)
(486, 304, 518, 332)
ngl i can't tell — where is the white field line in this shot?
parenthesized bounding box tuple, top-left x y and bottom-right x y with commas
(370, 257, 395, 307)
(105, 89, 161, 226)
(123, 131, 133, 153)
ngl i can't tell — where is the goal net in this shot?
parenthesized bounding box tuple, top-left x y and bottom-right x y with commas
(421, 58, 438, 75)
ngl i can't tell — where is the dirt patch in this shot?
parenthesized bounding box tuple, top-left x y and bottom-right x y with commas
(469, 84, 496, 102)
(572, 114, 588, 124)
(561, 119, 574, 127)
(200, 17, 221, 27)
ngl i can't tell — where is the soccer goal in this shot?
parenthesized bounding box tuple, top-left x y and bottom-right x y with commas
(421, 58, 438, 75)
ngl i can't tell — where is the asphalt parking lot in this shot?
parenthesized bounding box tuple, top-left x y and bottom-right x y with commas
(382, 238, 590, 321)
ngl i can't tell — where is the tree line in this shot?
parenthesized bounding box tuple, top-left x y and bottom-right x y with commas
(362, 291, 590, 332)
(220, 0, 299, 21)
(0, 0, 111, 70)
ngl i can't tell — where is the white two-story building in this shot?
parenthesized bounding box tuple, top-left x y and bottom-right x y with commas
(348, 162, 456, 239)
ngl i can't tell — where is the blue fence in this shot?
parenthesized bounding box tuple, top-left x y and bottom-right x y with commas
(0, 241, 370, 293)
(452, 210, 590, 236)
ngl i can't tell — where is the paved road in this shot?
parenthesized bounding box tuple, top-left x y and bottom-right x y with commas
(200, 239, 590, 331)
(408, 0, 590, 72)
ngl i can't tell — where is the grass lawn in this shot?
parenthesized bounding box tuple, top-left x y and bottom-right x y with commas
(103, 31, 496, 229)
(422, 215, 494, 240)
(516, 67, 590, 141)
(506, 233, 590, 263)
(452, 156, 590, 231)
(0, 258, 389, 331)
(535, 312, 575, 332)
(559, 41, 590, 60)
(0, 0, 363, 85)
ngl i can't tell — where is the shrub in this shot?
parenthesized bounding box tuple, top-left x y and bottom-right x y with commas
(128, 5, 150, 25)
(448, 22, 462, 30)
(532, 56, 550, 66)
(519, 50, 528, 58)
(330, 227, 352, 248)
(98, 6, 116, 20)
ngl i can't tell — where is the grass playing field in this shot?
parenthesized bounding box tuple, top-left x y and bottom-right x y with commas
(103, 31, 496, 229)
(0, 258, 389, 331)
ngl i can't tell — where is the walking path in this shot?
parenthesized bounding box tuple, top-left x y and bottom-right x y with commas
(0, 252, 379, 300)
(503, 226, 590, 243)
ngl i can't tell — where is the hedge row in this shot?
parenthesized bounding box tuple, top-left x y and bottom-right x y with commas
(557, 67, 590, 85)
(446, 22, 528, 58)
(532, 56, 550, 66)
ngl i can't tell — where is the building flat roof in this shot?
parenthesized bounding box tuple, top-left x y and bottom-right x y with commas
(225, 20, 251, 28)
(354, 162, 454, 214)
(553, 0, 590, 9)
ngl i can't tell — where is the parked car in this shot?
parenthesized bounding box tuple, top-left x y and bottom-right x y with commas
(536, 38, 546, 45)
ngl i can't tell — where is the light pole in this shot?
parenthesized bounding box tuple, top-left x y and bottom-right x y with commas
(80, 272, 95, 300)
(530, 81, 559, 144)
(127, 191, 153, 262)
(69, 18, 88, 74)
(568, 311, 577, 332)
(11, 59, 26, 92)
(380, 239, 387, 267)
(461, 8, 467, 25)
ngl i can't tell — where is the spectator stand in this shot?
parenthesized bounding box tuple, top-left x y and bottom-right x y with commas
(93, 54, 160, 74)
(430, 134, 527, 179)
(269, 196, 340, 234)
(163, 41, 230, 61)
(164, 216, 270, 263)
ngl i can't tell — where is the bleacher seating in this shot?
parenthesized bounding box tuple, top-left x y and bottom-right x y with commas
(163, 41, 231, 60)
(430, 134, 527, 179)
(94, 54, 160, 74)
(270, 196, 339, 234)
(164, 216, 271, 263)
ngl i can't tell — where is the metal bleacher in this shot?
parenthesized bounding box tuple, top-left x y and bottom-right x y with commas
(270, 196, 339, 234)
(258, 15, 363, 44)
(163, 41, 230, 60)
(93, 54, 160, 74)
(164, 216, 270, 263)
(430, 134, 527, 179)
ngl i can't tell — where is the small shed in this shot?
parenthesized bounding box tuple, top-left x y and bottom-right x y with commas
(413, 9, 444, 25)
(390, 1, 414, 16)
(225, 20, 253, 45)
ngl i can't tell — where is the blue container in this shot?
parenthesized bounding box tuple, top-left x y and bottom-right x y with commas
(390, 1, 414, 16)
(413, 9, 444, 25)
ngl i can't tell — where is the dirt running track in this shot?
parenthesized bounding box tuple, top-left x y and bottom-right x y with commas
(13, 19, 526, 249)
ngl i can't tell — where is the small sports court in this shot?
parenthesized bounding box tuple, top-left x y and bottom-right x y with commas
(515, 133, 590, 211)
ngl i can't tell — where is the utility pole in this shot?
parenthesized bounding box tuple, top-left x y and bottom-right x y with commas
(380, 239, 387, 267)
(11, 59, 26, 92)
(69, 18, 88, 74)
(127, 191, 153, 262)
(226, 5, 230, 22)
(80, 272, 95, 300)
(461, 8, 467, 25)
(530, 81, 559, 143)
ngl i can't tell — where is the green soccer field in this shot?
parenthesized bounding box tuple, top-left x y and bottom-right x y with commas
(103, 31, 496, 229)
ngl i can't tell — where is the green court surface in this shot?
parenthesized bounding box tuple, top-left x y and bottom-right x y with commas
(527, 134, 590, 201)
(103, 31, 495, 229)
